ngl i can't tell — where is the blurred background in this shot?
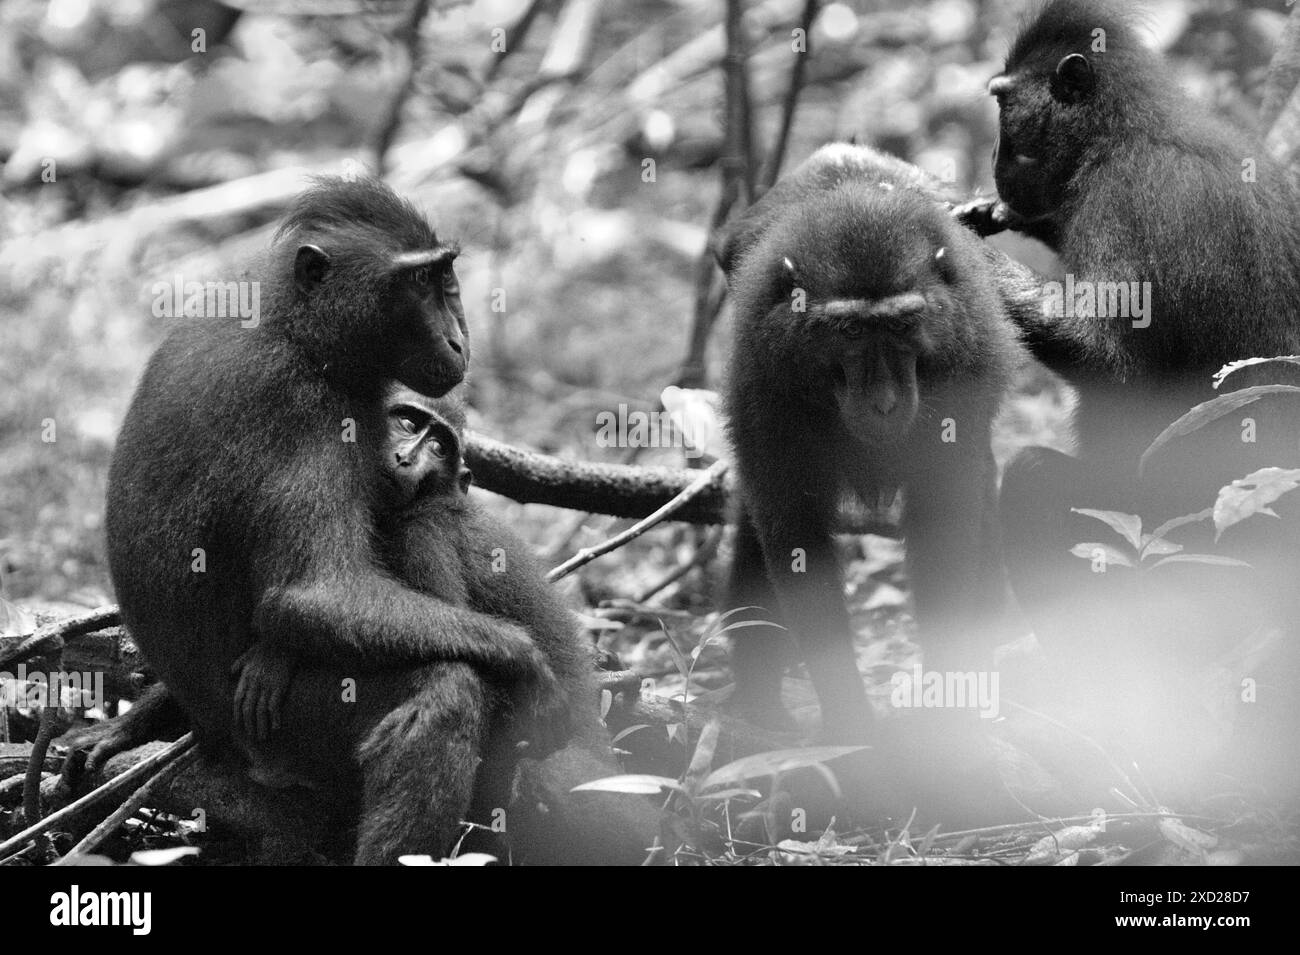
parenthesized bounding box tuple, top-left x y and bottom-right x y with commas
(0, 0, 1287, 637)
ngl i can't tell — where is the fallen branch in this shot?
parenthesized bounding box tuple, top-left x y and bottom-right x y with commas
(465, 432, 731, 524)
(0, 734, 196, 860)
(23, 705, 69, 839)
(465, 431, 901, 535)
(54, 746, 202, 863)
(0, 606, 121, 671)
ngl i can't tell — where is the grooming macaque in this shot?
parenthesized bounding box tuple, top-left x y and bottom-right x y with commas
(719, 144, 1027, 740)
(105, 179, 653, 863)
(961, 0, 1300, 671)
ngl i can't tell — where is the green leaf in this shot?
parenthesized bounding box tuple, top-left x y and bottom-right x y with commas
(610, 724, 653, 744)
(1070, 509, 1142, 549)
(0, 596, 36, 638)
(696, 788, 763, 803)
(571, 774, 683, 795)
(1138, 537, 1182, 558)
(1148, 554, 1251, 570)
(1069, 542, 1135, 568)
(1212, 468, 1300, 539)
(701, 746, 867, 791)
(1149, 508, 1213, 543)
(683, 717, 722, 794)
(1139, 386, 1300, 476)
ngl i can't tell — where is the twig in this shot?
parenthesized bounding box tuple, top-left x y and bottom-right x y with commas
(759, 0, 818, 192)
(0, 606, 120, 670)
(373, 0, 435, 174)
(635, 525, 725, 603)
(484, 0, 548, 82)
(0, 734, 196, 860)
(542, 445, 646, 563)
(54, 747, 202, 863)
(723, 0, 759, 206)
(674, 0, 761, 389)
(23, 705, 68, 838)
(547, 461, 730, 581)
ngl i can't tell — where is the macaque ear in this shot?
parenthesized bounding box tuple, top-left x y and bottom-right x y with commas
(294, 244, 330, 293)
(1051, 53, 1095, 103)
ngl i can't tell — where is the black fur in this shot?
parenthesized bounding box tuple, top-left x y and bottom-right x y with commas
(106, 179, 655, 863)
(988, 1, 1300, 681)
(720, 144, 1026, 740)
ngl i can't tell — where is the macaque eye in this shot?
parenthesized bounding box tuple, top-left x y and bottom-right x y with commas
(412, 267, 432, 287)
(442, 269, 460, 295)
(429, 426, 459, 460)
(393, 405, 431, 433)
(843, 325, 864, 340)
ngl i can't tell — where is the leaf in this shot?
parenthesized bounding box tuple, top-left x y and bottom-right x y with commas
(1069, 542, 1135, 568)
(1158, 817, 1217, 853)
(661, 385, 726, 461)
(1070, 509, 1142, 549)
(706, 619, 787, 639)
(683, 717, 721, 795)
(774, 839, 855, 864)
(1024, 825, 1100, 865)
(917, 823, 942, 857)
(0, 596, 36, 638)
(1138, 537, 1182, 558)
(1139, 385, 1300, 476)
(571, 774, 683, 795)
(701, 746, 867, 791)
(1149, 508, 1213, 542)
(129, 847, 201, 866)
(398, 853, 497, 866)
(1148, 554, 1251, 570)
(1212, 356, 1300, 389)
(1212, 467, 1300, 538)
(610, 723, 653, 744)
(657, 620, 692, 679)
(696, 787, 763, 803)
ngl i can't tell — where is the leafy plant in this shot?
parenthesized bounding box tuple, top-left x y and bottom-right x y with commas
(578, 607, 865, 860)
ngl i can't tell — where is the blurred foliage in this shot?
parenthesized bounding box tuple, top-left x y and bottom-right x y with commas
(0, 0, 1285, 626)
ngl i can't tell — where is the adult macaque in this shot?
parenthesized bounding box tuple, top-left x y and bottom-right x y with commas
(106, 179, 653, 862)
(719, 144, 1027, 741)
(961, 0, 1300, 669)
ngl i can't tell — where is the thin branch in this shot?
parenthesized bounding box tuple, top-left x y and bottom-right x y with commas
(674, 0, 762, 388)
(55, 747, 202, 863)
(759, 0, 818, 192)
(723, 0, 759, 206)
(635, 525, 725, 603)
(0, 606, 120, 671)
(373, 0, 435, 174)
(547, 461, 730, 581)
(484, 0, 549, 82)
(0, 734, 197, 860)
(23, 704, 68, 839)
